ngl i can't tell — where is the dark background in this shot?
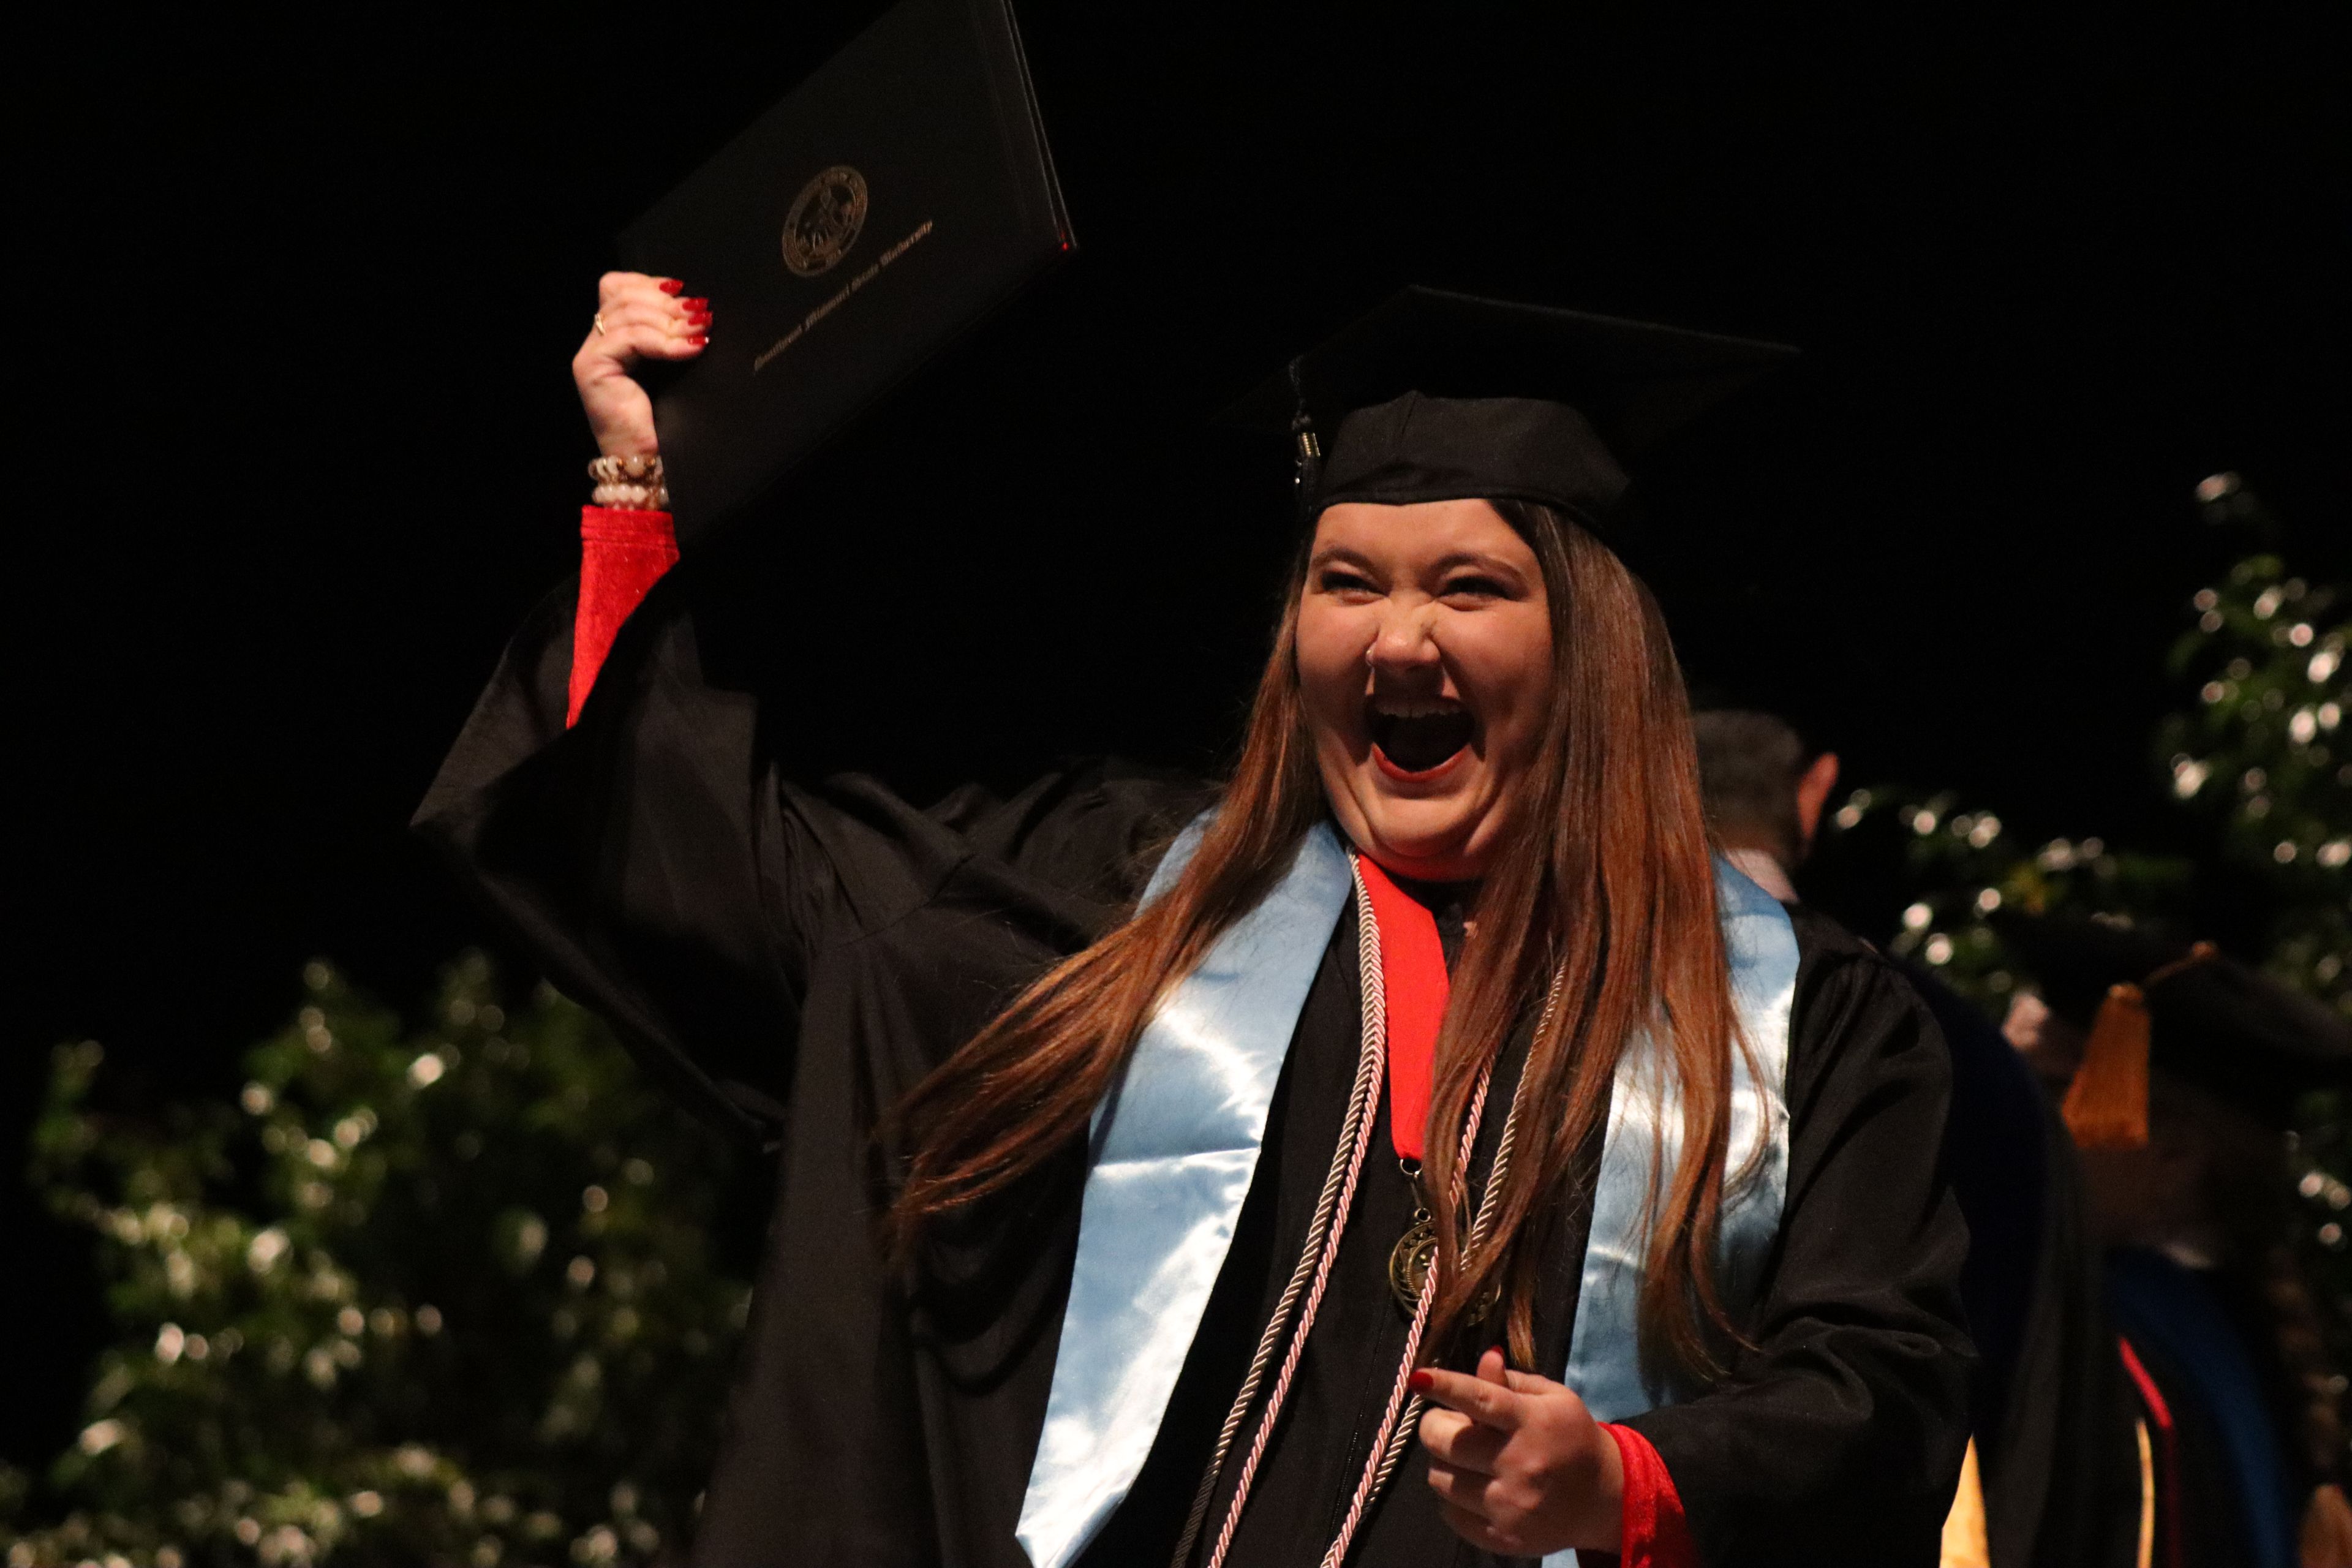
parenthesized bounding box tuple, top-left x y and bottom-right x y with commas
(10, 2, 2346, 1467)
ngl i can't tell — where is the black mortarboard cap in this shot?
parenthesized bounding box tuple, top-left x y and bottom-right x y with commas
(1229, 285, 1796, 533)
(1999, 914, 2352, 1126)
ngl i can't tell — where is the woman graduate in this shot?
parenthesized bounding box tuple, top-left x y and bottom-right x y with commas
(417, 279, 1972, 1567)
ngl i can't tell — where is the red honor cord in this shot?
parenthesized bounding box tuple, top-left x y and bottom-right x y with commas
(1354, 854, 1452, 1163)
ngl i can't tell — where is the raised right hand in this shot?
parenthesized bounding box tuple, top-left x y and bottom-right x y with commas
(571, 272, 710, 458)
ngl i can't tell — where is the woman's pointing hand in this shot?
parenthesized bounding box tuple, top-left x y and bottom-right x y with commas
(1414, 1346, 1625, 1557)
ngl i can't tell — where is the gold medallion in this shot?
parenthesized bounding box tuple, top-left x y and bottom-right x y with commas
(1389, 1216, 1504, 1316)
(1389, 1214, 1436, 1308)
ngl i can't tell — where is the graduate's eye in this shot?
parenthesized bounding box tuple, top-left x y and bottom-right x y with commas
(1440, 574, 1512, 602)
(1316, 567, 1379, 598)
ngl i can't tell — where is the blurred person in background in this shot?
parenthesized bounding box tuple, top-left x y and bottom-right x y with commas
(2003, 922, 2352, 1568)
(1692, 704, 2143, 1568)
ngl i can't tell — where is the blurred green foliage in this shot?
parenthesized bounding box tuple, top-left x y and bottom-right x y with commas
(1, 959, 748, 1567)
(1816, 473, 2350, 1401)
(2155, 545, 2349, 1010)
(1824, 483, 2344, 1017)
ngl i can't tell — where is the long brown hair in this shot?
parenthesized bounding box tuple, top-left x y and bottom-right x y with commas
(891, 500, 1748, 1376)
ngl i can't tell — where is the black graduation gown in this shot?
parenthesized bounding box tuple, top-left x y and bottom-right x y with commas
(1905, 965, 2143, 1568)
(415, 567, 1973, 1567)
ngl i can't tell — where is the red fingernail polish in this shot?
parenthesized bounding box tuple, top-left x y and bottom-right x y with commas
(687, 309, 712, 326)
(1408, 1369, 1433, 1393)
(659, 279, 685, 295)
(680, 296, 709, 310)
(688, 333, 707, 347)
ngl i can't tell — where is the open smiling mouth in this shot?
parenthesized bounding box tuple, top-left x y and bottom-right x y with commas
(1367, 699, 1476, 776)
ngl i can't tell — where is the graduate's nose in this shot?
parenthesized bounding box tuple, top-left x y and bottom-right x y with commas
(1365, 605, 1442, 682)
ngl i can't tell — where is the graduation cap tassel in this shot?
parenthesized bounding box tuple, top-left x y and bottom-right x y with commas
(2060, 941, 2220, 1151)
(1287, 356, 1322, 526)
(2061, 984, 2153, 1150)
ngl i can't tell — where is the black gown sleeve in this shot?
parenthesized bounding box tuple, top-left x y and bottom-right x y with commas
(1623, 906, 1975, 1567)
(412, 565, 1207, 1142)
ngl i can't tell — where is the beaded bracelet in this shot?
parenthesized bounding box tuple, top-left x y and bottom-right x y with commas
(589, 454, 663, 484)
(589, 454, 669, 510)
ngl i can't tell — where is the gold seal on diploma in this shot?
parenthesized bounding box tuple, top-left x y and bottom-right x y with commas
(782, 165, 870, 277)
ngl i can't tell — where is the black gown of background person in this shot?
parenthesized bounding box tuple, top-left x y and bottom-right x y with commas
(1903, 967, 2144, 1568)
(417, 556, 1971, 1568)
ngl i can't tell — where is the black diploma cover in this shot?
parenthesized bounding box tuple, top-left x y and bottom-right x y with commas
(617, 0, 1071, 542)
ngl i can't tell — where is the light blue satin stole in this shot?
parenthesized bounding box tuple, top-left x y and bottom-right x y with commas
(1014, 821, 1798, 1568)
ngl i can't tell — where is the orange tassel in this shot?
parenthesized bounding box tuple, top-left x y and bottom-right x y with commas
(2060, 941, 2218, 1152)
(2304, 1483, 2352, 1568)
(2064, 982, 2153, 1150)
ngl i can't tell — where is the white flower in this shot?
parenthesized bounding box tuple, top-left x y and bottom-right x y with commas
(247, 1222, 290, 1278)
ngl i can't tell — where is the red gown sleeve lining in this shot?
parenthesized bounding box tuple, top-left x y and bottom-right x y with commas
(567, 505, 679, 726)
(1593, 1422, 1697, 1568)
